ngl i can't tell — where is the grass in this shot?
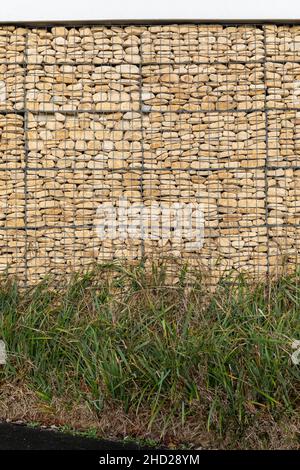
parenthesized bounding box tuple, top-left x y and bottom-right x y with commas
(0, 262, 299, 449)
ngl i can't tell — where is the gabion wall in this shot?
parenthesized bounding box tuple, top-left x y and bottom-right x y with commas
(0, 24, 300, 284)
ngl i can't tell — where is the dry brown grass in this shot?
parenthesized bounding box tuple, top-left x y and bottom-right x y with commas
(1, 382, 299, 449)
(1, 265, 299, 449)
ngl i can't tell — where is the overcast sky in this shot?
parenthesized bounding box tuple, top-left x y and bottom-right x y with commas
(0, 0, 300, 22)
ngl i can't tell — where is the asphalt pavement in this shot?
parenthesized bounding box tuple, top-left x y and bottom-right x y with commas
(0, 422, 141, 450)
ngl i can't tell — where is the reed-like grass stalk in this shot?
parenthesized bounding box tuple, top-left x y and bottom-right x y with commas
(0, 263, 299, 445)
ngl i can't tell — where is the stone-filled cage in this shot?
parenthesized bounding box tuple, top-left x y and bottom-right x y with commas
(0, 22, 300, 285)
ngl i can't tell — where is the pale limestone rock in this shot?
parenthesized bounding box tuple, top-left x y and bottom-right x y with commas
(0, 25, 299, 283)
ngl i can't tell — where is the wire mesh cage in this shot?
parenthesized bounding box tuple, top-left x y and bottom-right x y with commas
(0, 23, 300, 285)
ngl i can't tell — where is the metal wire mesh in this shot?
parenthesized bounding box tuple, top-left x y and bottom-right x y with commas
(0, 23, 300, 285)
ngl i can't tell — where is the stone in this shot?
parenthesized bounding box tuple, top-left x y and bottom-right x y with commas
(115, 64, 139, 74)
(0, 81, 6, 102)
(53, 37, 67, 46)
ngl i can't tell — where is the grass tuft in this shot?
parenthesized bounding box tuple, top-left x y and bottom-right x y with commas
(0, 263, 299, 448)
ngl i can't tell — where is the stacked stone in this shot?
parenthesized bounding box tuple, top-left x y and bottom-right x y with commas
(25, 110, 144, 278)
(0, 229, 25, 276)
(0, 27, 26, 63)
(26, 111, 143, 169)
(0, 28, 25, 276)
(25, 167, 143, 226)
(264, 26, 300, 274)
(0, 64, 24, 111)
(140, 25, 264, 63)
(0, 167, 25, 276)
(0, 114, 24, 168)
(268, 110, 300, 168)
(27, 26, 144, 65)
(1, 24, 300, 284)
(141, 167, 267, 278)
(142, 111, 266, 170)
(267, 118, 300, 274)
(0, 169, 24, 227)
(265, 25, 300, 61)
(25, 63, 141, 113)
(0, 27, 26, 112)
(25, 226, 144, 283)
(267, 168, 300, 275)
(142, 63, 265, 112)
(266, 62, 300, 110)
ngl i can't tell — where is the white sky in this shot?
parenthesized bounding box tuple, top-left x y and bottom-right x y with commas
(0, 0, 300, 22)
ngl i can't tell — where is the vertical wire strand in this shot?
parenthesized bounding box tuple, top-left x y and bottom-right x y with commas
(263, 24, 271, 282)
(23, 27, 29, 287)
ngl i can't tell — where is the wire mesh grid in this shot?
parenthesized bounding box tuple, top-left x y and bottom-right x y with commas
(0, 23, 300, 285)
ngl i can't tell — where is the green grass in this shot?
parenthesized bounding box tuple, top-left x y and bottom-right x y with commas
(0, 262, 299, 448)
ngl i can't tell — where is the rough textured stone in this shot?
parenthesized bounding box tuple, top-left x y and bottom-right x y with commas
(0, 27, 26, 64)
(0, 114, 25, 167)
(0, 24, 299, 283)
(266, 25, 300, 61)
